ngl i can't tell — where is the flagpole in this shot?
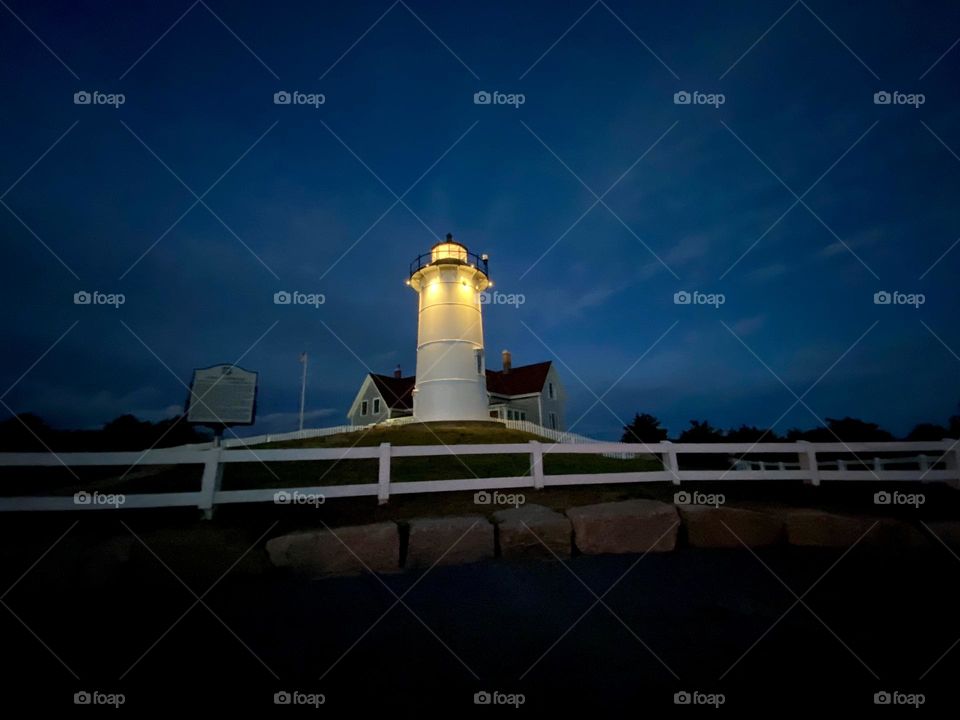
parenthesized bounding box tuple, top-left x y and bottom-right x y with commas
(298, 352, 308, 432)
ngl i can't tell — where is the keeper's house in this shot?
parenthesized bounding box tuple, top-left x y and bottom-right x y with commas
(347, 350, 566, 430)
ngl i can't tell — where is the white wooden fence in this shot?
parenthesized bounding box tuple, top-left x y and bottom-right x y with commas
(0, 439, 957, 514)
(735, 454, 945, 472)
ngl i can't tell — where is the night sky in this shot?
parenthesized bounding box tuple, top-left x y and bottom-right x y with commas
(2, 0, 959, 439)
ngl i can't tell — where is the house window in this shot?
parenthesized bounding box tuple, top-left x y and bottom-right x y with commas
(475, 348, 483, 374)
(548, 382, 555, 400)
(373, 398, 381, 414)
(507, 409, 526, 421)
(549, 412, 558, 430)
(361, 400, 368, 416)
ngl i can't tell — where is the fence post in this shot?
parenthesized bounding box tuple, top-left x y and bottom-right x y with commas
(943, 439, 960, 489)
(530, 441, 544, 490)
(199, 446, 224, 519)
(661, 441, 680, 485)
(378, 442, 391, 505)
(797, 441, 820, 487)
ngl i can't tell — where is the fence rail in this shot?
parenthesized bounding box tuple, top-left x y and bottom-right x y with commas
(0, 439, 957, 515)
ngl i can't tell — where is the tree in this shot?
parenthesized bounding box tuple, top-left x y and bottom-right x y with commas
(824, 417, 894, 442)
(621, 413, 668, 443)
(0, 413, 209, 451)
(906, 423, 948, 441)
(949, 415, 960, 438)
(726, 425, 780, 443)
(785, 426, 833, 442)
(677, 420, 724, 442)
(0, 413, 53, 451)
(101, 414, 154, 450)
(787, 418, 893, 442)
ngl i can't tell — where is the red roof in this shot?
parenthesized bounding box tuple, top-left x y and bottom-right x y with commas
(486, 361, 552, 396)
(370, 374, 415, 410)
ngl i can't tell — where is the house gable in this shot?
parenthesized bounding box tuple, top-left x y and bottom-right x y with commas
(346, 374, 382, 421)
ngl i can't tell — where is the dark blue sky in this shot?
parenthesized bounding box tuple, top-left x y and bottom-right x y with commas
(2, 0, 959, 439)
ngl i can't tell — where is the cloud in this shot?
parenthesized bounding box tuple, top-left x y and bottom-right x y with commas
(730, 314, 768, 337)
(747, 263, 789, 281)
(818, 227, 882, 259)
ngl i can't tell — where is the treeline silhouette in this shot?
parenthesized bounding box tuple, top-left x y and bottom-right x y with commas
(0, 413, 211, 452)
(622, 413, 960, 444)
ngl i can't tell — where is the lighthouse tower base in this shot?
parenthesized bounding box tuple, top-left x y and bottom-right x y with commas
(412, 380, 491, 422)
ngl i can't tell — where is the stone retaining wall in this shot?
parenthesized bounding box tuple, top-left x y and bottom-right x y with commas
(264, 500, 960, 577)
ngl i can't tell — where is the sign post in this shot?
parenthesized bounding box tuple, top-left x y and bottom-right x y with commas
(186, 364, 258, 518)
(298, 352, 308, 433)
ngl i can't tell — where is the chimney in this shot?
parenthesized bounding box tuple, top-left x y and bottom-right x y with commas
(394, 365, 402, 379)
(501, 350, 511, 374)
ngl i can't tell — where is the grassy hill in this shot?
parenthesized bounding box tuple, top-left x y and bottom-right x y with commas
(226, 421, 661, 489)
(250, 420, 550, 448)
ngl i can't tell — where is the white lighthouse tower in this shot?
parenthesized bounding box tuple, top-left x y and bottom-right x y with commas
(407, 234, 492, 422)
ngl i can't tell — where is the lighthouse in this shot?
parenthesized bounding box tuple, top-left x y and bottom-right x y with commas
(407, 234, 492, 421)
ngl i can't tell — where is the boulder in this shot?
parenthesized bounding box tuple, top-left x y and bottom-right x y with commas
(877, 519, 929, 548)
(406, 515, 494, 568)
(679, 505, 783, 548)
(917, 520, 960, 549)
(566, 499, 679, 555)
(493, 504, 571, 559)
(265, 522, 399, 577)
(782, 510, 879, 547)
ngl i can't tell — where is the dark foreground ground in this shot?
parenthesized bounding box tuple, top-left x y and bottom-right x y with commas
(2, 515, 959, 712)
